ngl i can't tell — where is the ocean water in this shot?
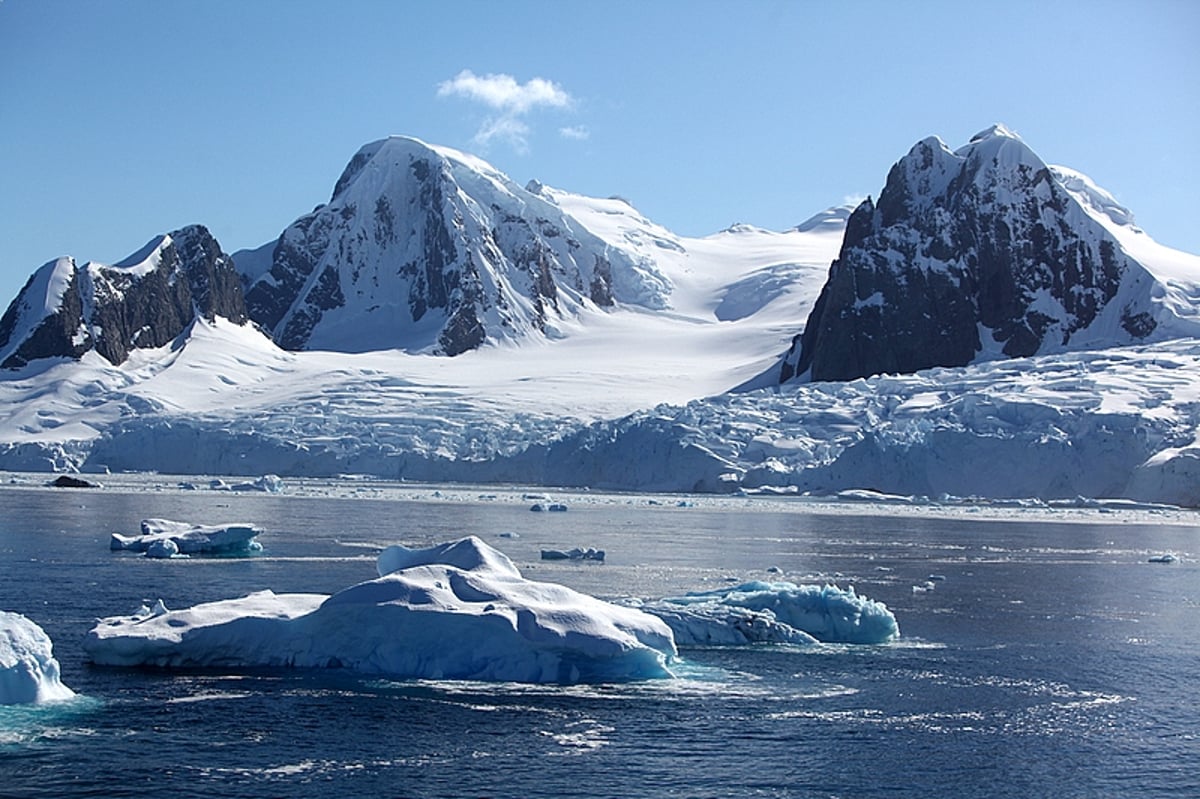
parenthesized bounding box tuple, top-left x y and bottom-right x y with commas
(1, 478, 1198, 798)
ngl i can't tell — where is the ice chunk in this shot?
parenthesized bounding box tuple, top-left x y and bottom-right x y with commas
(650, 581, 899, 645)
(0, 611, 76, 705)
(228, 474, 283, 493)
(86, 536, 676, 684)
(109, 519, 263, 556)
(145, 538, 181, 559)
(634, 601, 818, 646)
(540, 547, 605, 562)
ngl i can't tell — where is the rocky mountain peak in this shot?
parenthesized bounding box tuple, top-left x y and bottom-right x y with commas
(782, 126, 1177, 383)
(0, 225, 246, 369)
(242, 136, 670, 355)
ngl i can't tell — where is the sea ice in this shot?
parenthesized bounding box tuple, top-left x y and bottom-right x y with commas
(86, 536, 676, 684)
(0, 611, 76, 705)
(643, 581, 899, 645)
(109, 518, 263, 556)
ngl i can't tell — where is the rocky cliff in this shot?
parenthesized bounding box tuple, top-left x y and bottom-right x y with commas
(0, 225, 246, 368)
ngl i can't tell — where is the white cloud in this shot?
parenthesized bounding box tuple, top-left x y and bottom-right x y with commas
(438, 70, 576, 151)
(438, 70, 572, 114)
(559, 125, 590, 141)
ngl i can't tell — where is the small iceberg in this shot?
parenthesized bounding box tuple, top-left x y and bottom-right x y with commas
(229, 474, 283, 493)
(540, 547, 605, 562)
(640, 581, 899, 646)
(1, 611, 76, 705)
(110, 519, 264, 557)
(85, 536, 675, 684)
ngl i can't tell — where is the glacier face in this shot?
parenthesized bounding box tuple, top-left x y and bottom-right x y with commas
(783, 125, 1199, 382)
(242, 136, 672, 355)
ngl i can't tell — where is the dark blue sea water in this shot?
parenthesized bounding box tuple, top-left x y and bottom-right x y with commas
(1, 479, 1198, 798)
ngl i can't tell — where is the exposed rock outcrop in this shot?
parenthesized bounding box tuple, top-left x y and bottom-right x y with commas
(0, 225, 246, 368)
(783, 125, 1175, 382)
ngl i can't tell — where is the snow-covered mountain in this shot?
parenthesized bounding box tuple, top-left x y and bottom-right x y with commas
(782, 125, 1200, 382)
(0, 225, 246, 369)
(240, 136, 672, 354)
(1, 128, 1198, 506)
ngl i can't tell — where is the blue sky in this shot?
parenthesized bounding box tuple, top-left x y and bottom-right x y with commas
(1, 0, 1197, 305)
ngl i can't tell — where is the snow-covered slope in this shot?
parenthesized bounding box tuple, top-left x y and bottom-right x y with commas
(2, 316, 1197, 505)
(784, 125, 1200, 382)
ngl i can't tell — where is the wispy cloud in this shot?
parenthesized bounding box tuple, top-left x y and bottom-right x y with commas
(438, 70, 576, 152)
(559, 125, 590, 141)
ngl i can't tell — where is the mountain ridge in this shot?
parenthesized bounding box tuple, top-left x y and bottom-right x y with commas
(1, 128, 1198, 505)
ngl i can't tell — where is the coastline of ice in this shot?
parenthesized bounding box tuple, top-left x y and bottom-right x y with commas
(0, 611, 76, 705)
(86, 537, 677, 684)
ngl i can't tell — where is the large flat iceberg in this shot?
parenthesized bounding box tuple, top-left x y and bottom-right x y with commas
(110, 518, 263, 557)
(1, 611, 76, 705)
(85, 536, 676, 684)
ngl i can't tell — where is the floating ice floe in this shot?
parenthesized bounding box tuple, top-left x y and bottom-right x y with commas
(85, 536, 675, 684)
(109, 518, 264, 557)
(540, 547, 605, 562)
(0, 611, 76, 705)
(229, 474, 283, 493)
(639, 581, 899, 646)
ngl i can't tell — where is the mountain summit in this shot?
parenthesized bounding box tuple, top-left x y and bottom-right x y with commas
(0, 225, 246, 369)
(782, 125, 1198, 382)
(240, 136, 671, 355)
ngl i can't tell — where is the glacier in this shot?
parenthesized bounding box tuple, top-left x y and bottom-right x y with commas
(0, 611, 76, 705)
(2, 319, 1196, 505)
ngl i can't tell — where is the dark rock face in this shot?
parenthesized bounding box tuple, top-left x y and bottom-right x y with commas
(782, 128, 1157, 383)
(0, 225, 247, 369)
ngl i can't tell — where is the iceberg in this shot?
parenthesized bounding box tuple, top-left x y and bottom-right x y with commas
(631, 600, 819, 646)
(1, 611, 76, 705)
(642, 581, 899, 646)
(540, 547, 605, 562)
(85, 536, 676, 684)
(109, 518, 263, 556)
